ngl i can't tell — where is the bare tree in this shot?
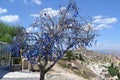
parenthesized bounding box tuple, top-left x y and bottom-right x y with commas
(10, 0, 97, 80)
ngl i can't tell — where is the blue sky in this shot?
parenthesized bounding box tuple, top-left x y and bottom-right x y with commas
(0, 0, 120, 50)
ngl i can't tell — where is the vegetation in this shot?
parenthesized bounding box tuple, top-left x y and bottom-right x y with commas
(0, 22, 22, 43)
(108, 63, 120, 79)
(65, 51, 76, 60)
(65, 51, 85, 61)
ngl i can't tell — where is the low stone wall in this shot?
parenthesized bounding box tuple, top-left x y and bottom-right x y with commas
(9, 64, 22, 71)
(22, 58, 40, 71)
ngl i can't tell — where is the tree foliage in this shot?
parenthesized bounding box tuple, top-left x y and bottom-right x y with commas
(108, 63, 120, 79)
(10, 0, 97, 80)
(0, 22, 22, 43)
(65, 51, 75, 60)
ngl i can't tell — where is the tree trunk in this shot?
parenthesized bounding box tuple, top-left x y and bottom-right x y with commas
(40, 72, 45, 80)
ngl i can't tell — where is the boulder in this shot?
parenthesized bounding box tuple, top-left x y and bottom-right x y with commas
(33, 64, 40, 71)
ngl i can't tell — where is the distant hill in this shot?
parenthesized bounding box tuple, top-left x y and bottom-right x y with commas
(73, 49, 120, 63)
(94, 49, 120, 56)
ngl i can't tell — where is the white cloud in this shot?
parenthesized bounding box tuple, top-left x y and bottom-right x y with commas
(60, 7, 66, 11)
(30, 7, 66, 18)
(0, 7, 7, 14)
(40, 8, 59, 17)
(93, 15, 103, 19)
(95, 24, 112, 30)
(30, 14, 39, 17)
(9, 0, 42, 5)
(26, 27, 38, 32)
(93, 17, 117, 24)
(31, 0, 41, 5)
(93, 15, 118, 30)
(0, 15, 20, 23)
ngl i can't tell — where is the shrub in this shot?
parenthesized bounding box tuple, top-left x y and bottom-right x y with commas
(108, 63, 120, 79)
(65, 51, 76, 60)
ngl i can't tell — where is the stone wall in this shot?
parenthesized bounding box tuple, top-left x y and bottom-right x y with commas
(21, 58, 40, 71)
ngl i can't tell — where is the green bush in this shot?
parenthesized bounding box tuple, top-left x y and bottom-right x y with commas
(117, 73, 120, 79)
(65, 51, 75, 60)
(108, 63, 120, 79)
